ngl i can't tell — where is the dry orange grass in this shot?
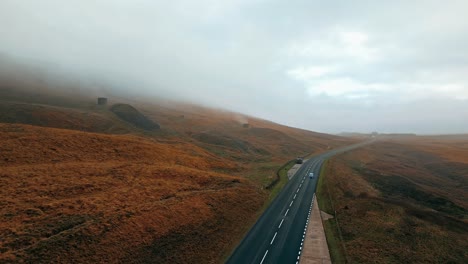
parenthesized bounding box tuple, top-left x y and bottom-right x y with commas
(0, 124, 264, 263)
(320, 138, 468, 263)
(0, 80, 355, 263)
(139, 101, 356, 164)
(0, 101, 133, 134)
(0, 97, 355, 166)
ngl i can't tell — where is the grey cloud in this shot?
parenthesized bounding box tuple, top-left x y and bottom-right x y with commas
(0, 0, 467, 134)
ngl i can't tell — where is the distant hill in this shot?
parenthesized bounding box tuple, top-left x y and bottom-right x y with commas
(0, 101, 132, 134)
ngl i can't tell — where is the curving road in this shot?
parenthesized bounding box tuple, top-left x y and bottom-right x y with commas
(226, 141, 372, 264)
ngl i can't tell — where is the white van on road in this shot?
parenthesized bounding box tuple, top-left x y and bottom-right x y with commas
(309, 172, 314, 178)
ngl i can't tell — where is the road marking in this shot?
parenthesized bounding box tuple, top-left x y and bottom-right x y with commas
(270, 232, 277, 244)
(294, 194, 297, 199)
(278, 219, 284, 228)
(285, 209, 289, 216)
(260, 250, 268, 264)
(290, 201, 294, 207)
(296, 189, 299, 193)
(299, 184, 302, 188)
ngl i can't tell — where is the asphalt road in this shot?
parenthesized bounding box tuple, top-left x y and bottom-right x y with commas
(226, 141, 372, 264)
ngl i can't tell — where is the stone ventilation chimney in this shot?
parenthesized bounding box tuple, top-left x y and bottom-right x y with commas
(97, 97, 108, 105)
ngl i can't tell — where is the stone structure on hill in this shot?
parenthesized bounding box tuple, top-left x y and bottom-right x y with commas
(97, 97, 108, 105)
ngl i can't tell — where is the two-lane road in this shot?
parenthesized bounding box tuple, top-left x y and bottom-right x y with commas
(227, 141, 371, 264)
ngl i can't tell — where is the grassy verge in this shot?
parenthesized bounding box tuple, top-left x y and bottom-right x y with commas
(266, 160, 296, 203)
(316, 159, 347, 264)
(244, 162, 282, 186)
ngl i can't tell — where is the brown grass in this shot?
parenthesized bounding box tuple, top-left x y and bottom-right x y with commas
(0, 124, 264, 263)
(0, 101, 132, 134)
(0, 75, 356, 263)
(319, 138, 468, 263)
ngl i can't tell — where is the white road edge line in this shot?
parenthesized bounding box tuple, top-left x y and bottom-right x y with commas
(260, 250, 268, 264)
(270, 232, 277, 244)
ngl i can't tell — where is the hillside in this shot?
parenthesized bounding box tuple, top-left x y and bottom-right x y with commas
(0, 80, 354, 186)
(0, 124, 263, 263)
(317, 137, 468, 263)
(0, 70, 355, 263)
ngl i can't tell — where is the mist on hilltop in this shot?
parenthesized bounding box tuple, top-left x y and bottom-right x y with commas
(1, 1, 467, 134)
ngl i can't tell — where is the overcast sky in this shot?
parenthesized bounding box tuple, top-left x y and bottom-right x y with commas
(1, 0, 467, 134)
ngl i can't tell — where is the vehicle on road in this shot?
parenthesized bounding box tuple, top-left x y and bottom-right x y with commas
(309, 172, 314, 178)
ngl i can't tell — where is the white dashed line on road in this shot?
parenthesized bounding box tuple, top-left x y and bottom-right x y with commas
(270, 232, 277, 244)
(278, 219, 284, 228)
(260, 250, 268, 264)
